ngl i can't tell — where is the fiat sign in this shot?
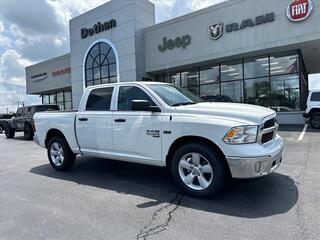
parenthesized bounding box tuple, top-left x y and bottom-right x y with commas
(286, 0, 313, 22)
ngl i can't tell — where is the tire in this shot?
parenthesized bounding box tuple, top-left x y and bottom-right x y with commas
(5, 126, 15, 139)
(309, 112, 320, 130)
(24, 123, 34, 140)
(47, 136, 76, 171)
(0, 125, 3, 134)
(171, 143, 228, 197)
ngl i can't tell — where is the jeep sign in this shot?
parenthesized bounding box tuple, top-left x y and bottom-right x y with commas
(286, 0, 314, 22)
(158, 35, 191, 52)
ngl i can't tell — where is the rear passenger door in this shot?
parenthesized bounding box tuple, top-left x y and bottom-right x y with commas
(76, 87, 114, 157)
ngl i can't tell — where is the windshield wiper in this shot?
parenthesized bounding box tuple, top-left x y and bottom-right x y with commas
(171, 102, 197, 107)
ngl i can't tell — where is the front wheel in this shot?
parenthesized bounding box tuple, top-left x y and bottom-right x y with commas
(0, 125, 3, 134)
(47, 136, 76, 171)
(171, 143, 227, 197)
(310, 112, 320, 129)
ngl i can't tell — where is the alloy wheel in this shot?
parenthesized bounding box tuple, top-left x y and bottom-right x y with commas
(50, 142, 64, 166)
(178, 152, 213, 190)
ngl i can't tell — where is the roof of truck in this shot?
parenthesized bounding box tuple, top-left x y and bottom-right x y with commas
(85, 81, 170, 90)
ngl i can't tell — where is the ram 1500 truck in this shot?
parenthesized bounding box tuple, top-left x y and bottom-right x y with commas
(33, 82, 283, 197)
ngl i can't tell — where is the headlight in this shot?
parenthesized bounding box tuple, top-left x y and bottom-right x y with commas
(223, 126, 258, 144)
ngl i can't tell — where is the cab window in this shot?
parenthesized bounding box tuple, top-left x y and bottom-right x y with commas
(117, 86, 155, 111)
(86, 87, 114, 111)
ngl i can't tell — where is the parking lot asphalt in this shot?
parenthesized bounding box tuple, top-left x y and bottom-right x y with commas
(0, 125, 319, 240)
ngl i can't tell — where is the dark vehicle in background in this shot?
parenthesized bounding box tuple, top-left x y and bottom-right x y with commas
(201, 95, 233, 102)
(0, 114, 14, 134)
(4, 105, 60, 140)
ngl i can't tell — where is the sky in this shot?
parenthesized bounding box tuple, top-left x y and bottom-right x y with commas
(0, 0, 319, 113)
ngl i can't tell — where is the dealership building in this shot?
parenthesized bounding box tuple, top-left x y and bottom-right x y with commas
(25, 0, 320, 124)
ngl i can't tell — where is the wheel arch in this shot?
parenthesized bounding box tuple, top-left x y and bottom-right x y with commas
(309, 108, 320, 115)
(166, 135, 230, 175)
(45, 129, 68, 148)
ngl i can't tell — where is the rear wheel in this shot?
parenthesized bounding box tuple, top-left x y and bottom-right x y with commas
(47, 136, 76, 171)
(24, 123, 34, 140)
(310, 112, 320, 129)
(0, 125, 3, 134)
(5, 127, 15, 139)
(171, 143, 227, 197)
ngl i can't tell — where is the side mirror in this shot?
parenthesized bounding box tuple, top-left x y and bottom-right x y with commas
(131, 100, 161, 112)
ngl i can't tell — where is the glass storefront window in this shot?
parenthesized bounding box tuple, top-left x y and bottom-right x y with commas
(221, 81, 242, 102)
(270, 52, 298, 75)
(49, 93, 56, 104)
(271, 74, 300, 110)
(200, 65, 220, 85)
(65, 101, 72, 110)
(64, 91, 72, 101)
(153, 50, 303, 111)
(170, 72, 180, 85)
(42, 95, 49, 104)
(244, 55, 269, 79)
(42, 90, 72, 110)
(181, 69, 199, 95)
(244, 77, 270, 107)
(221, 60, 243, 81)
(200, 83, 220, 98)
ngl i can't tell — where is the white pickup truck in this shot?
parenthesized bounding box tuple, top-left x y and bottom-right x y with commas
(33, 82, 283, 197)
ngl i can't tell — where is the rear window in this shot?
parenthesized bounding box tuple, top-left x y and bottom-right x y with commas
(86, 87, 114, 111)
(311, 92, 320, 101)
(37, 105, 60, 112)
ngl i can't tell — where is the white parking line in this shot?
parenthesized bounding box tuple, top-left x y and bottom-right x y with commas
(298, 124, 308, 141)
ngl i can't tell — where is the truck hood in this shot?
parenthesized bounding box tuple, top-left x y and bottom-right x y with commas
(173, 102, 276, 125)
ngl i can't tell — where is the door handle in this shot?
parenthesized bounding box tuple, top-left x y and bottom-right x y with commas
(78, 117, 88, 121)
(114, 118, 126, 122)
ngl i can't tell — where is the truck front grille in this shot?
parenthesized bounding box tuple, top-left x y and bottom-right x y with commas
(258, 117, 278, 144)
(261, 132, 274, 144)
(263, 118, 276, 129)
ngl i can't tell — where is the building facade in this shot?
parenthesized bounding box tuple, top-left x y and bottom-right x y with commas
(25, 0, 320, 123)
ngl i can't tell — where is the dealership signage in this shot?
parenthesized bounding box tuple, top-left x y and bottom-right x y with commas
(30, 72, 47, 82)
(158, 35, 191, 52)
(286, 0, 313, 22)
(81, 19, 116, 39)
(209, 12, 275, 40)
(226, 12, 275, 33)
(52, 67, 71, 77)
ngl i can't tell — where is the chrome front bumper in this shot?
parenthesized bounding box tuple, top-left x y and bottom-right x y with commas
(226, 146, 283, 179)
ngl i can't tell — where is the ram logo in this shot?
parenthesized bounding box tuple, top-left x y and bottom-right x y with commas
(208, 22, 223, 40)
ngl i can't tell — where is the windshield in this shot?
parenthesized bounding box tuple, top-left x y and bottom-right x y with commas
(148, 84, 203, 106)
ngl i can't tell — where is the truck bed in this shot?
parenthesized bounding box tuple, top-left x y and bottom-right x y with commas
(33, 111, 80, 153)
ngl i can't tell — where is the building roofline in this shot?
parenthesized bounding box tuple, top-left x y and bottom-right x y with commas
(144, 0, 243, 32)
(25, 53, 70, 70)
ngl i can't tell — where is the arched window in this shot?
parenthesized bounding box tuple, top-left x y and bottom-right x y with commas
(85, 42, 117, 87)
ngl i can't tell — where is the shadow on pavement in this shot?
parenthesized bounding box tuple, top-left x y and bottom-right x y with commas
(30, 156, 298, 219)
